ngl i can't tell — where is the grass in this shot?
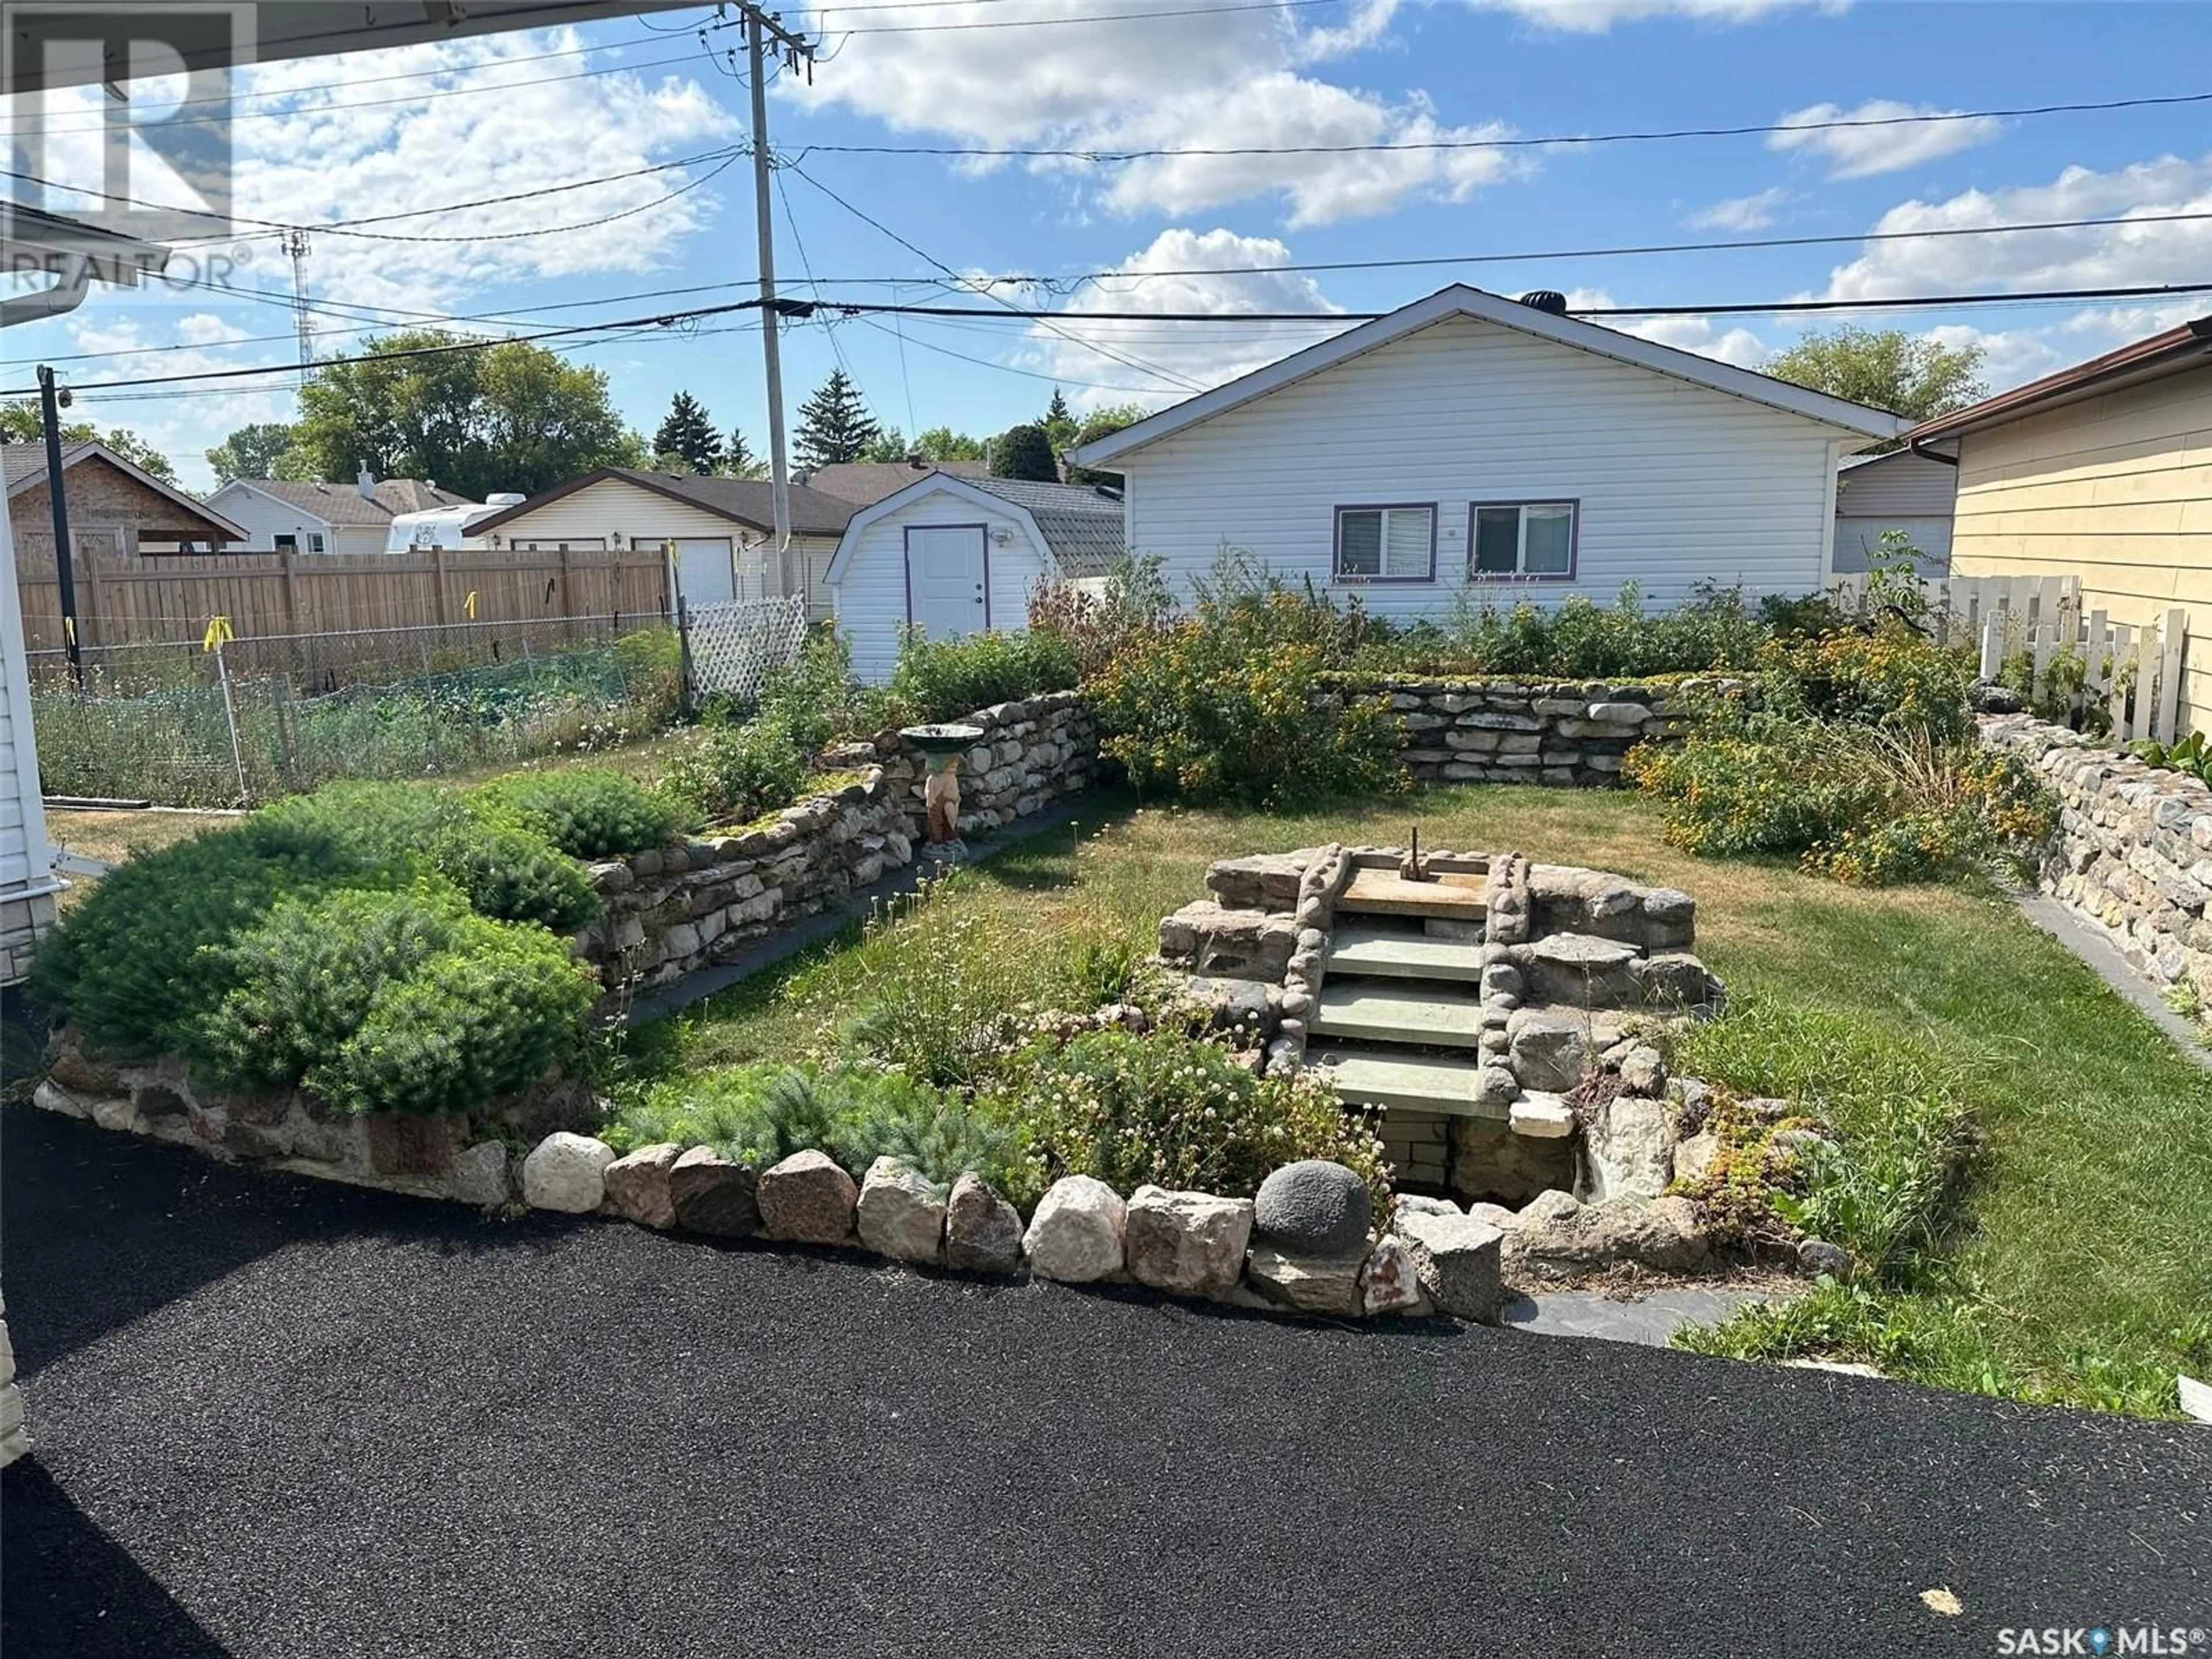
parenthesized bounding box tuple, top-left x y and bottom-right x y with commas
(619, 783, 2212, 1416)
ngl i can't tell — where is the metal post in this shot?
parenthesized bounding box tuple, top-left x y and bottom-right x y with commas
(748, 12, 797, 601)
(213, 641, 250, 806)
(36, 365, 82, 687)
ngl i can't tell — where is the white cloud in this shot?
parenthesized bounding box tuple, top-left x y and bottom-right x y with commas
(1685, 187, 1790, 232)
(1768, 99, 2002, 179)
(1466, 0, 1837, 31)
(1819, 152, 2212, 300)
(1024, 227, 1346, 403)
(1563, 287, 1771, 368)
(794, 4, 1527, 226)
(175, 313, 252, 346)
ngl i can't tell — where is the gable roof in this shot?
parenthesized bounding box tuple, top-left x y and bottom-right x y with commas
(798, 459, 990, 506)
(3, 441, 245, 540)
(823, 474, 1127, 585)
(1904, 315, 2212, 445)
(464, 468, 857, 539)
(1070, 285, 1907, 467)
(211, 477, 474, 526)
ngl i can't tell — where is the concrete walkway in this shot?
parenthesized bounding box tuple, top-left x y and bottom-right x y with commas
(2014, 889, 2212, 1069)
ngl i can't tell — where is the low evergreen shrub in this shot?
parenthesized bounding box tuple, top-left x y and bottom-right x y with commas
(469, 768, 681, 859)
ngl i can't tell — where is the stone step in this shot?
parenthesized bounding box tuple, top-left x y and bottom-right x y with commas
(1325, 925, 1487, 983)
(1309, 982, 1483, 1048)
(1305, 1044, 1506, 1119)
(1336, 869, 1488, 923)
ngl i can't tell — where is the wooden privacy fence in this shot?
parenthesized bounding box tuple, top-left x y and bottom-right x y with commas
(14, 543, 672, 654)
(1830, 569, 2192, 744)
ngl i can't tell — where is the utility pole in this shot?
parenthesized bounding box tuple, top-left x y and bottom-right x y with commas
(281, 228, 313, 386)
(742, 6, 814, 601)
(35, 365, 81, 686)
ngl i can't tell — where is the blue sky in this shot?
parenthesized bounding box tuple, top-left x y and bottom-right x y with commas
(3, 0, 2209, 491)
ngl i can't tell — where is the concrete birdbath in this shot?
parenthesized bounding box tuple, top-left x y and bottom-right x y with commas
(901, 723, 985, 862)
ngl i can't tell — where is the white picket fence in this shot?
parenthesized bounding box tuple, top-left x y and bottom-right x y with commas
(1828, 570, 2192, 744)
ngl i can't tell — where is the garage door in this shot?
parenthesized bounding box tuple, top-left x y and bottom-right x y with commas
(671, 537, 737, 606)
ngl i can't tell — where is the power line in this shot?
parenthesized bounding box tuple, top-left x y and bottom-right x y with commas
(821, 0, 1345, 33)
(20, 278, 2212, 399)
(792, 86, 2212, 158)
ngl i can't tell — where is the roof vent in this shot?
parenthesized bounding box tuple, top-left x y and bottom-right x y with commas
(1517, 290, 1569, 316)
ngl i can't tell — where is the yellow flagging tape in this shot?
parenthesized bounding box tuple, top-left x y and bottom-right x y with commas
(464, 589, 479, 620)
(202, 615, 234, 652)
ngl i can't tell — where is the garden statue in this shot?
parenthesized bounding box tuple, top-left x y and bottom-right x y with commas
(925, 759, 962, 844)
(900, 722, 985, 859)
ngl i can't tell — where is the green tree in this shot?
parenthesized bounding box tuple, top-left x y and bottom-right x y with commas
(1062, 403, 1148, 487)
(289, 332, 637, 498)
(1765, 327, 1987, 438)
(860, 425, 910, 464)
(914, 425, 987, 461)
(721, 429, 766, 479)
(0, 399, 179, 483)
(1040, 387, 1077, 453)
(652, 391, 723, 474)
(205, 421, 301, 482)
(792, 368, 881, 469)
(990, 422, 1058, 482)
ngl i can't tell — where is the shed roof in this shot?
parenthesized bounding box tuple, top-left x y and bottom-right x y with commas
(962, 478, 1126, 577)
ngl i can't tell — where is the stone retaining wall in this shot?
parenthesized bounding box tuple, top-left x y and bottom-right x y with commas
(584, 691, 1097, 997)
(1982, 711, 2212, 999)
(1326, 676, 1730, 787)
(0, 1283, 24, 1468)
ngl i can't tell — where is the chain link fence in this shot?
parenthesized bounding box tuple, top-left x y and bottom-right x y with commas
(29, 616, 685, 808)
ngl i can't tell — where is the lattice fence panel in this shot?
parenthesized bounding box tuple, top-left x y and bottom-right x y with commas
(683, 595, 808, 704)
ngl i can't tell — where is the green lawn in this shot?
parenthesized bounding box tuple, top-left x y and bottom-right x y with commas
(617, 784, 2212, 1416)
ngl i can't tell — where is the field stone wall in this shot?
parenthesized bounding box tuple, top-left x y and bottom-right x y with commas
(585, 691, 1097, 998)
(1982, 711, 2212, 1000)
(1326, 676, 1739, 787)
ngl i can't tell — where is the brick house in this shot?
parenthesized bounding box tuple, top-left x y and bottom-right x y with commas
(4, 442, 245, 560)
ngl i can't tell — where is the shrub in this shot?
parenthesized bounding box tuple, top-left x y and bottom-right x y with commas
(988, 1025, 1390, 1214)
(886, 626, 1080, 723)
(1756, 628, 1975, 740)
(1026, 554, 1174, 682)
(28, 816, 394, 1060)
(196, 881, 594, 1116)
(751, 625, 865, 755)
(1359, 581, 1773, 680)
(661, 718, 810, 827)
(469, 769, 681, 858)
(1090, 581, 1407, 805)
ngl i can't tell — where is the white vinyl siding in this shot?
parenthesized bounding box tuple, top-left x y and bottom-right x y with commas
(204, 483, 388, 555)
(1832, 449, 1956, 574)
(828, 488, 1052, 681)
(1334, 505, 1433, 581)
(0, 489, 56, 969)
(1115, 313, 1850, 618)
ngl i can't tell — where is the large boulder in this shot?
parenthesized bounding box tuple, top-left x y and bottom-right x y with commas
(669, 1147, 762, 1237)
(450, 1141, 512, 1208)
(1156, 901, 1297, 980)
(1396, 1211, 1505, 1323)
(1205, 853, 1309, 909)
(944, 1173, 1024, 1273)
(1253, 1160, 1372, 1256)
(604, 1142, 681, 1228)
(1506, 1009, 1589, 1093)
(1506, 1194, 1709, 1275)
(1123, 1187, 1253, 1300)
(1022, 1176, 1127, 1282)
(521, 1132, 616, 1214)
(1525, 933, 1642, 1006)
(857, 1157, 946, 1264)
(1584, 1095, 1677, 1203)
(756, 1149, 859, 1244)
(1244, 1244, 1363, 1317)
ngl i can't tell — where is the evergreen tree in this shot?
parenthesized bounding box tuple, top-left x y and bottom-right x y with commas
(721, 429, 766, 479)
(1041, 387, 1076, 450)
(990, 422, 1058, 482)
(652, 391, 723, 474)
(792, 369, 881, 469)
(1062, 404, 1148, 487)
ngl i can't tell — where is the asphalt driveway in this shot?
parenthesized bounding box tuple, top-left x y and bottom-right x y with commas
(3, 1107, 2205, 1658)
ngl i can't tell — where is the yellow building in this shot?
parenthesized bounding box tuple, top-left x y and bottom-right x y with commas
(1911, 317, 2212, 729)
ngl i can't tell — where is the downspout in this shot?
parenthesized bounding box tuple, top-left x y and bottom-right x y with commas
(1909, 437, 1960, 467)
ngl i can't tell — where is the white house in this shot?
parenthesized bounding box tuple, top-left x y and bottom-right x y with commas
(1068, 286, 1906, 613)
(205, 475, 480, 555)
(823, 475, 1126, 680)
(465, 468, 857, 621)
(1832, 447, 1957, 574)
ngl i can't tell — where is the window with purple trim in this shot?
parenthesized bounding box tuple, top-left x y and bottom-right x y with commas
(1334, 505, 1434, 582)
(1471, 501, 1577, 579)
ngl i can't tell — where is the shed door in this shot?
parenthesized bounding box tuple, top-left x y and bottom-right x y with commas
(906, 525, 987, 640)
(671, 537, 736, 605)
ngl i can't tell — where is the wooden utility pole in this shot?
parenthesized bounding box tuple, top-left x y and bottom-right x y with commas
(742, 6, 815, 602)
(35, 365, 81, 685)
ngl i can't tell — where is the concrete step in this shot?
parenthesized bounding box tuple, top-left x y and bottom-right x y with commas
(1336, 869, 1488, 923)
(1306, 1044, 1506, 1119)
(1309, 982, 1483, 1048)
(1326, 925, 1486, 983)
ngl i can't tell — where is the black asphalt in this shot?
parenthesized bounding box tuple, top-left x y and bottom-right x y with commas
(3, 1108, 2205, 1659)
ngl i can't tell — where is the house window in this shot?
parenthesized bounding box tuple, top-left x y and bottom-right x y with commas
(1334, 505, 1434, 582)
(309, 533, 325, 553)
(274, 533, 298, 553)
(1469, 501, 1577, 579)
